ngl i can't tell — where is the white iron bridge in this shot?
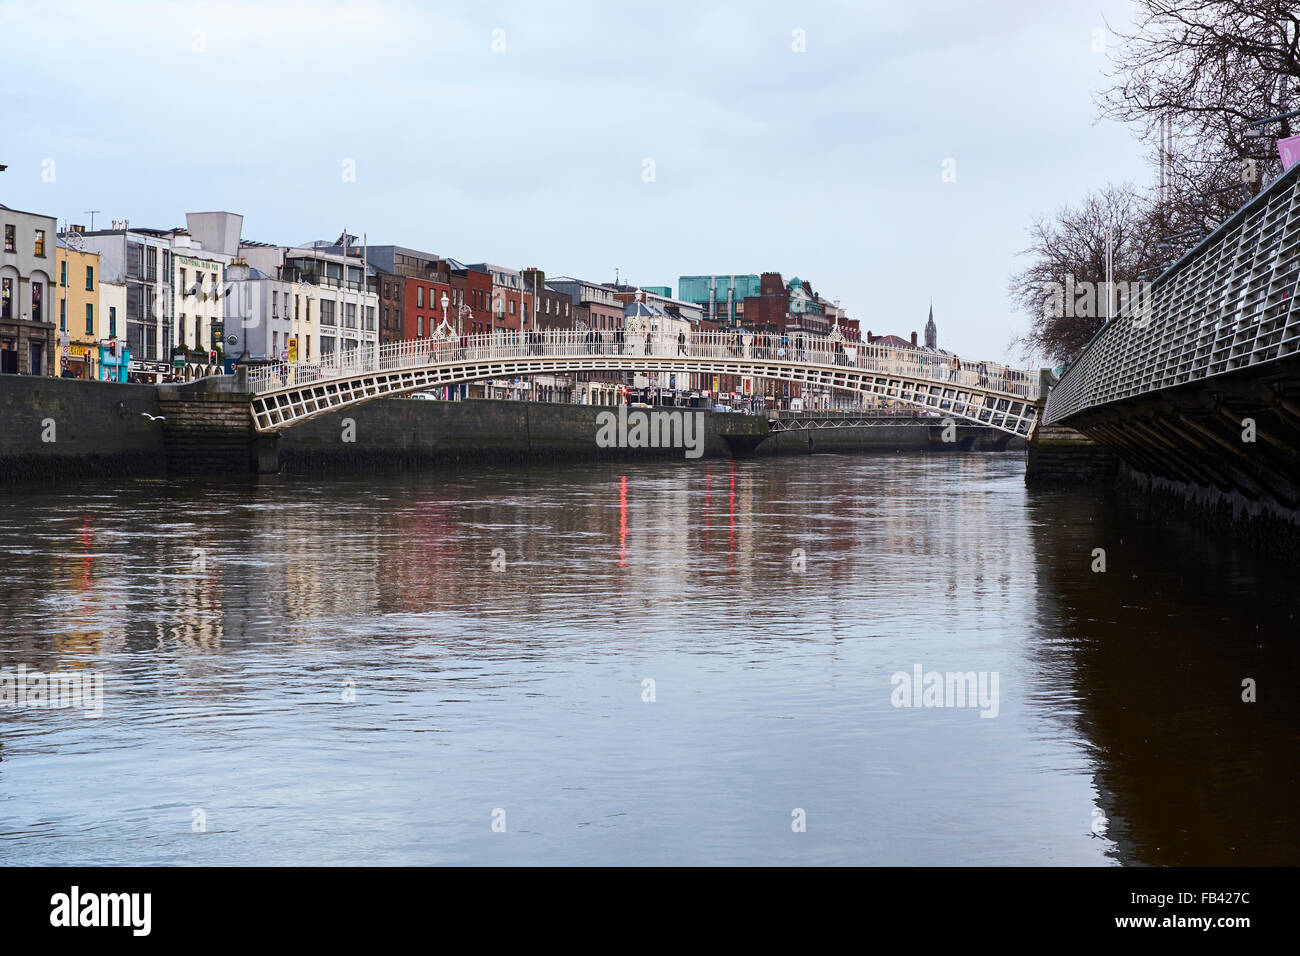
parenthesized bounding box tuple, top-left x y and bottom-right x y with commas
(245, 330, 1041, 436)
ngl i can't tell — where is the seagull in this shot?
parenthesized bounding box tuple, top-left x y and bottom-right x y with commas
(141, 412, 165, 421)
(1090, 807, 1109, 838)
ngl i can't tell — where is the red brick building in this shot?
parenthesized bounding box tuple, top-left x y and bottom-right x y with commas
(403, 269, 453, 341)
(448, 260, 494, 336)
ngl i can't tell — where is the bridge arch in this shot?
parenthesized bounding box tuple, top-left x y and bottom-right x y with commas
(246, 331, 1041, 436)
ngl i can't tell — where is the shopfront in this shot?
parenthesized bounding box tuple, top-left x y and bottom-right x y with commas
(97, 343, 131, 383)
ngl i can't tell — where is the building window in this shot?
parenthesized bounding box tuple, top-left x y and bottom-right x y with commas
(60, 260, 67, 286)
(3, 224, 13, 253)
(31, 282, 42, 321)
(509, 300, 515, 315)
(180, 268, 188, 298)
(60, 298, 67, 331)
(1, 278, 10, 318)
(417, 287, 424, 308)
(108, 306, 117, 338)
(85, 302, 93, 335)
(417, 315, 424, 337)
(86, 266, 94, 291)
(34, 230, 46, 257)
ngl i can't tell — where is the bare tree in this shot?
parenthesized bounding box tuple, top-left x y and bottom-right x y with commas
(1009, 185, 1164, 364)
(1099, 0, 1300, 218)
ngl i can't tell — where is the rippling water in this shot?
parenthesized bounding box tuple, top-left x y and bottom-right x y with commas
(1, 453, 1295, 865)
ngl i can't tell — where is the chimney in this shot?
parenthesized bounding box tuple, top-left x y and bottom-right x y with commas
(226, 258, 251, 282)
(910, 331, 918, 347)
(866, 329, 873, 344)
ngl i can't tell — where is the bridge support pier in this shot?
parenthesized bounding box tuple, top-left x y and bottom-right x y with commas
(158, 377, 277, 476)
(1024, 423, 1119, 488)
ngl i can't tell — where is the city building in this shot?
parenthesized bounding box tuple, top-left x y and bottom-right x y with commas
(677, 274, 761, 327)
(445, 258, 492, 337)
(97, 280, 128, 381)
(222, 260, 294, 362)
(0, 202, 58, 375)
(548, 276, 619, 331)
(55, 234, 103, 379)
(465, 263, 525, 332)
(521, 268, 574, 331)
(361, 245, 445, 342)
(240, 239, 379, 362)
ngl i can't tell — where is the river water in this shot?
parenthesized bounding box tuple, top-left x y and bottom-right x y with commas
(1, 453, 1295, 865)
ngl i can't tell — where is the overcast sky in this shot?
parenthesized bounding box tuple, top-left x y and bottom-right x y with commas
(1, 0, 1149, 363)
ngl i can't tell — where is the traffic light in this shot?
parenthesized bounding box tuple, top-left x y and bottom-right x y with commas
(109, 340, 116, 356)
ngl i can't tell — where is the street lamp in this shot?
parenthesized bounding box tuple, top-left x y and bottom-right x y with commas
(1244, 107, 1300, 136)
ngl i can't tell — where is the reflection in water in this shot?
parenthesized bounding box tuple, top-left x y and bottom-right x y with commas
(0, 455, 1293, 865)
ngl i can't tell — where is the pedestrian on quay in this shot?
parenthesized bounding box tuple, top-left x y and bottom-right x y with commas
(645, 330, 653, 356)
(950, 355, 960, 382)
(678, 330, 687, 356)
(585, 329, 594, 355)
(615, 327, 625, 355)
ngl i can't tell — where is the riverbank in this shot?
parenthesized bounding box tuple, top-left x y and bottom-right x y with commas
(0, 376, 1021, 481)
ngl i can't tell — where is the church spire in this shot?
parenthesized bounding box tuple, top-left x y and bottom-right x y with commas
(924, 299, 937, 349)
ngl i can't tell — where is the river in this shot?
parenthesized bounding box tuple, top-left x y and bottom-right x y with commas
(1, 453, 1295, 865)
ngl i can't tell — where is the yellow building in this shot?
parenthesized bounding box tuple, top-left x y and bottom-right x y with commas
(56, 236, 103, 379)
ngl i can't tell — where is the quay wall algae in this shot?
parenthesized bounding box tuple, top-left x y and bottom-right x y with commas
(277, 399, 758, 471)
(0, 375, 167, 481)
(758, 423, 1022, 456)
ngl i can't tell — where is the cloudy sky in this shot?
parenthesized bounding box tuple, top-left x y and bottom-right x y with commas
(1, 0, 1149, 363)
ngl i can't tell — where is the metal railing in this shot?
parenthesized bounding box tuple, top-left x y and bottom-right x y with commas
(246, 329, 1040, 400)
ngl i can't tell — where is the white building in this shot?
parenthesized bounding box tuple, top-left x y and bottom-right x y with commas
(237, 241, 378, 362)
(222, 261, 294, 362)
(77, 211, 237, 373)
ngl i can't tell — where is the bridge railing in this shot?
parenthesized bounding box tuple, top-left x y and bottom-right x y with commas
(1046, 162, 1300, 424)
(246, 329, 1040, 400)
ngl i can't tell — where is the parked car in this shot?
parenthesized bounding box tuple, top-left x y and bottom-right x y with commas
(406, 392, 437, 401)
(712, 404, 732, 413)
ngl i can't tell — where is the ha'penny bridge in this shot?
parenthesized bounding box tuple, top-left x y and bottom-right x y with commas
(240, 329, 1041, 435)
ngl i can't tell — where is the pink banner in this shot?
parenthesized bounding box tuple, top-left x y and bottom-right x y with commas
(1279, 134, 1300, 172)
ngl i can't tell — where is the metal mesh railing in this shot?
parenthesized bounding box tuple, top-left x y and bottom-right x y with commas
(1046, 163, 1300, 425)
